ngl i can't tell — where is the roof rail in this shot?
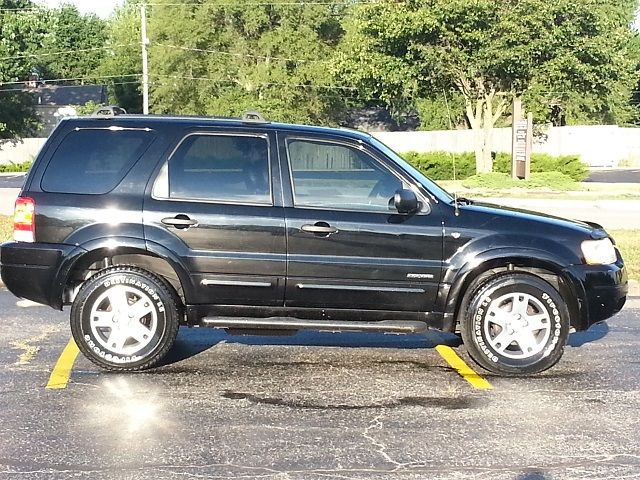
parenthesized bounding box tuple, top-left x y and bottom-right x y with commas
(92, 105, 127, 118)
(242, 110, 269, 124)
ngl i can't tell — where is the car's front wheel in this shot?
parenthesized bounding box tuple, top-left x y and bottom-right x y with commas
(461, 273, 570, 375)
(70, 266, 180, 371)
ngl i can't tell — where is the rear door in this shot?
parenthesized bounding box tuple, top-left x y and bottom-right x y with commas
(280, 134, 443, 313)
(143, 128, 286, 306)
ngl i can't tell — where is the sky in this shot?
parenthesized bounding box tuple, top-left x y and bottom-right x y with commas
(35, 0, 123, 18)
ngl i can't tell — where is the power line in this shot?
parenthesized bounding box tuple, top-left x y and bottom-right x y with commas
(0, 1, 370, 13)
(144, 1, 373, 6)
(151, 73, 358, 90)
(153, 43, 329, 64)
(0, 73, 141, 87)
(0, 80, 143, 93)
(0, 44, 135, 62)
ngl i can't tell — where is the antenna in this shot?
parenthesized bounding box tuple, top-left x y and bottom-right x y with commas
(442, 89, 460, 216)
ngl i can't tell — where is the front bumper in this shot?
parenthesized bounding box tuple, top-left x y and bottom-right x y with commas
(0, 241, 77, 309)
(564, 258, 627, 331)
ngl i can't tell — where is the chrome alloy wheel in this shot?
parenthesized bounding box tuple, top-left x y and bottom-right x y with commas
(484, 292, 552, 359)
(89, 285, 158, 357)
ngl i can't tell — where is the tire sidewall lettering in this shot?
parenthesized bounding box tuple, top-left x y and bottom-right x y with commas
(472, 283, 564, 366)
(82, 274, 168, 365)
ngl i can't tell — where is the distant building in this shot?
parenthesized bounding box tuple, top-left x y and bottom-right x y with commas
(24, 82, 107, 136)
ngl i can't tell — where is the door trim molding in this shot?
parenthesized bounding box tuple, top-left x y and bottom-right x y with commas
(295, 283, 425, 294)
(201, 279, 273, 288)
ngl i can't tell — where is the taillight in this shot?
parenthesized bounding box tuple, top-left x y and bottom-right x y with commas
(14, 197, 35, 243)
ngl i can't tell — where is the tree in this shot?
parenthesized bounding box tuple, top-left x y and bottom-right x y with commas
(97, 1, 143, 112)
(36, 4, 107, 82)
(146, 0, 347, 124)
(336, 0, 638, 173)
(0, 0, 42, 139)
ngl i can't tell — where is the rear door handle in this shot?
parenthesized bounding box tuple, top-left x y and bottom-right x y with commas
(301, 222, 338, 235)
(161, 215, 197, 229)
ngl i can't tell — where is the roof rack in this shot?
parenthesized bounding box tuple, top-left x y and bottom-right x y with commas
(92, 105, 127, 118)
(242, 110, 269, 124)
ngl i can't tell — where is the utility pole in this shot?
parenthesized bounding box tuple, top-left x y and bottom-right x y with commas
(140, 4, 149, 115)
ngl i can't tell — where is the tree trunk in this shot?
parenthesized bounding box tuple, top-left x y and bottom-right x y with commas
(465, 92, 508, 174)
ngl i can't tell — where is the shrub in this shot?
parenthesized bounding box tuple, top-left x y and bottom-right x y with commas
(0, 161, 33, 173)
(401, 151, 476, 180)
(462, 171, 578, 190)
(400, 151, 588, 181)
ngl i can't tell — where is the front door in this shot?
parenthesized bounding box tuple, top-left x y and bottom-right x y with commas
(280, 135, 443, 313)
(143, 129, 286, 306)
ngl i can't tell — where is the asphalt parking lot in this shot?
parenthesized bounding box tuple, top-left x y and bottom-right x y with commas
(1, 288, 639, 480)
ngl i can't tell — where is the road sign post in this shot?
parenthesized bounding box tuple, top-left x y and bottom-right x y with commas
(512, 98, 532, 180)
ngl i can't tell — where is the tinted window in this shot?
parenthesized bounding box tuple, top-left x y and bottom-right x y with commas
(41, 129, 155, 194)
(287, 139, 402, 212)
(166, 134, 270, 204)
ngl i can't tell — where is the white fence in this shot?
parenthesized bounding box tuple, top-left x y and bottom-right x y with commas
(2, 125, 640, 168)
(372, 125, 640, 168)
(0, 138, 47, 166)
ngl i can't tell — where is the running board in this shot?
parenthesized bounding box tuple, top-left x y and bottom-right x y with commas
(200, 317, 428, 333)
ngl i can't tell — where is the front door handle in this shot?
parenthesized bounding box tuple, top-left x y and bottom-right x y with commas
(301, 222, 338, 235)
(161, 215, 197, 229)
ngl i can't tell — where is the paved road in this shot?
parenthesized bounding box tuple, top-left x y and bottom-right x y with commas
(0, 288, 638, 479)
(479, 198, 640, 230)
(586, 169, 640, 183)
(0, 174, 25, 189)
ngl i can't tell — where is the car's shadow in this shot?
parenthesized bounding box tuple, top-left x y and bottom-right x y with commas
(160, 328, 464, 366)
(567, 321, 610, 347)
(159, 320, 610, 367)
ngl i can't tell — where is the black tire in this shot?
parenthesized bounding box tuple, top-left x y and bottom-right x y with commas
(460, 273, 570, 376)
(70, 266, 181, 371)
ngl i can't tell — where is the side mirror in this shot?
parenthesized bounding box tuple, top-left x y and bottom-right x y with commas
(394, 189, 419, 214)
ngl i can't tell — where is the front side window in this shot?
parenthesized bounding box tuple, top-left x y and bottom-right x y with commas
(286, 138, 403, 212)
(160, 134, 271, 204)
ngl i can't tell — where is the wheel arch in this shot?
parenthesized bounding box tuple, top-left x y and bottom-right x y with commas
(441, 251, 585, 333)
(55, 237, 193, 308)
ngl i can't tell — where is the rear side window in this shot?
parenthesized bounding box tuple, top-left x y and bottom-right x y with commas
(156, 134, 271, 204)
(41, 128, 155, 194)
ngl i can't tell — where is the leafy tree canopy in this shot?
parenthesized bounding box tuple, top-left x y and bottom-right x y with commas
(146, 0, 348, 124)
(336, 0, 639, 171)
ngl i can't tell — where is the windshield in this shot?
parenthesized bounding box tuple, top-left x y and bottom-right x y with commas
(368, 136, 454, 203)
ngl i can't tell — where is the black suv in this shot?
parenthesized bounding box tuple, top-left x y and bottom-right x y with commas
(0, 111, 628, 375)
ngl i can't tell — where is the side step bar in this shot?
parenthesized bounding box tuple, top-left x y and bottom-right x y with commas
(200, 317, 428, 334)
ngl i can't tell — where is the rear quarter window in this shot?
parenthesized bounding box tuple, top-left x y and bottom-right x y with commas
(41, 128, 155, 194)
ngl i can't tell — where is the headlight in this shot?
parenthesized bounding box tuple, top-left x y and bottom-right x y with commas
(581, 238, 617, 265)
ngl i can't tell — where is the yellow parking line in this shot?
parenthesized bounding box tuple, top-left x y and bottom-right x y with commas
(45, 338, 80, 390)
(435, 345, 492, 390)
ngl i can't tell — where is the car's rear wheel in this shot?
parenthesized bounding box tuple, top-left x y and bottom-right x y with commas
(70, 266, 180, 371)
(460, 273, 570, 375)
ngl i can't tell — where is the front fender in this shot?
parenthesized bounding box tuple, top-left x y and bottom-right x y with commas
(437, 242, 586, 328)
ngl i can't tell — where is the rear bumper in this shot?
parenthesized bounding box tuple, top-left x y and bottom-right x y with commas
(564, 259, 627, 331)
(0, 242, 77, 309)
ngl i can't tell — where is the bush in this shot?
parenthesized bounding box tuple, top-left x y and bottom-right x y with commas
(401, 151, 588, 181)
(401, 151, 476, 180)
(0, 161, 32, 173)
(462, 172, 579, 190)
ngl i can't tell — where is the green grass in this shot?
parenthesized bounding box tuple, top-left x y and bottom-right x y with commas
(0, 215, 636, 280)
(0, 215, 11, 242)
(610, 230, 640, 281)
